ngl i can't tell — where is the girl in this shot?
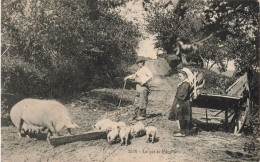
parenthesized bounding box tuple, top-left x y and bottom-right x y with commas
(168, 68, 193, 137)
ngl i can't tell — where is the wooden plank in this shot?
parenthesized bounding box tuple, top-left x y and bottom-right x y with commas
(214, 110, 225, 117)
(226, 76, 242, 92)
(193, 111, 223, 117)
(205, 108, 208, 124)
(193, 112, 208, 115)
(201, 116, 222, 120)
(226, 73, 248, 96)
(50, 130, 107, 147)
(191, 94, 240, 110)
(198, 93, 241, 99)
(225, 107, 228, 131)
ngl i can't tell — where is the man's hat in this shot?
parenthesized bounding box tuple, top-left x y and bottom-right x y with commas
(136, 58, 146, 64)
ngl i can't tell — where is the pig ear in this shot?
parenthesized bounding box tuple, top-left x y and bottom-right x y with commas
(74, 123, 80, 128)
(67, 123, 80, 128)
(72, 121, 80, 128)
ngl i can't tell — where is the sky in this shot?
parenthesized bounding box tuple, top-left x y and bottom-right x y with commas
(137, 35, 158, 59)
(116, 1, 160, 59)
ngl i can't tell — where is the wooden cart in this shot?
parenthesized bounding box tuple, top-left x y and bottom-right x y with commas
(191, 73, 250, 134)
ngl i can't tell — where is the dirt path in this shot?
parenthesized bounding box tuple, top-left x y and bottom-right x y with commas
(1, 75, 259, 162)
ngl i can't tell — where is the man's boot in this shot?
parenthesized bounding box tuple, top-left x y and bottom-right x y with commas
(129, 107, 139, 121)
(141, 109, 146, 117)
(136, 109, 146, 120)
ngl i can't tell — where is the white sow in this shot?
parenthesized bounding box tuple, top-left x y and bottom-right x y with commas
(10, 98, 79, 141)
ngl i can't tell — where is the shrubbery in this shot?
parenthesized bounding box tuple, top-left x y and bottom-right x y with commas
(1, 0, 140, 118)
(180, 65, 236, 94)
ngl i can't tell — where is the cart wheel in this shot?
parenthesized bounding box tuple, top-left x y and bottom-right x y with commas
(233, 85, 250, 134)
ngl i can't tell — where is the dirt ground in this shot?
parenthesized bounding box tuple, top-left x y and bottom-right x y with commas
(1, 74, 259, 162)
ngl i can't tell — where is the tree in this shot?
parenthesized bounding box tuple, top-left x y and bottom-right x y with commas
(144, 0, 258, 71)
(1, 0, 141, 99)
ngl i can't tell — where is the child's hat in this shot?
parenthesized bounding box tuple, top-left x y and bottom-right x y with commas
(181, 67, 194, 85)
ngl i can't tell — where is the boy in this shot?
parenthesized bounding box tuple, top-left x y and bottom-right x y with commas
(124, 58, 153, 120)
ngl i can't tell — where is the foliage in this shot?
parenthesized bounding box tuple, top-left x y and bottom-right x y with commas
(186, 66, 237, 94)
(1, 0, 141, 114)
(144, 0, 258, 72)
(144, 1, 259, 133)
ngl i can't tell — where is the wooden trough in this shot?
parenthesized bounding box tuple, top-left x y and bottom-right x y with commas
(49, 130, 107, 147)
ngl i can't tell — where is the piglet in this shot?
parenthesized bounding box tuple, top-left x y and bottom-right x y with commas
(130, 121, 145, 137)
(145, 126, 157, 143)
(119, 126, 131, 146)
(107, 128, 120, 144)
(93, 118, 114, 131)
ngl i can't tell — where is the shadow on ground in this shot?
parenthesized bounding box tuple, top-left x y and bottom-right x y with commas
(85, 90, 133, 109)
(147, 113, 163, 119)
(1, 116, 13, 127)
(193, 119, 226, 132)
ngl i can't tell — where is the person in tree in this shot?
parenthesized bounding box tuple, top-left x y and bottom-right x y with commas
(175, 38, 198, 64)
(168, 67, 194, 136)
(124, 58, 153, 120)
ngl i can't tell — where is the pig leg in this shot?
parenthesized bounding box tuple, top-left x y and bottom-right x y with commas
(125, 136, 128, 146)
(46, 122, 56, 141)
(25, 131, 31, 139)
(17, 119, 24, 138)
(67, 128, 72, 135)
(146, 134, 150, 143)
(152, 132, 156, 143)
(47, 130, 53, 142)
(120, 137, 124, 145)
(47, 124, 56, 142)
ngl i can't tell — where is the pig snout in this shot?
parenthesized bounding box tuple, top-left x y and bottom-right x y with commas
(107, 129, 119, 144)
(66, 122, 80, 129)
(65, 122, 79, 135)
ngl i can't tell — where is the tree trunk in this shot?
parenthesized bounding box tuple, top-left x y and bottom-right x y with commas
(208, 62, 216, 70)
(181, 54, 188, 64)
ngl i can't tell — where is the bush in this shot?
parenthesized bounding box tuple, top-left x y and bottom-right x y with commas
(1, 0, 140, 119)
(180, 65, 237, 94)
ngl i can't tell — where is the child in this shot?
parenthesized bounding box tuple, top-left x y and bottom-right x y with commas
(168, 68, 193, 137)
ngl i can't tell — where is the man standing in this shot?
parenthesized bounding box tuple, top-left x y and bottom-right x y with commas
(124, 58, 153, 120)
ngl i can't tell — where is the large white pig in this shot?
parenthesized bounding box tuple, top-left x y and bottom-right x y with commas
(10, 98, 79, 141)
